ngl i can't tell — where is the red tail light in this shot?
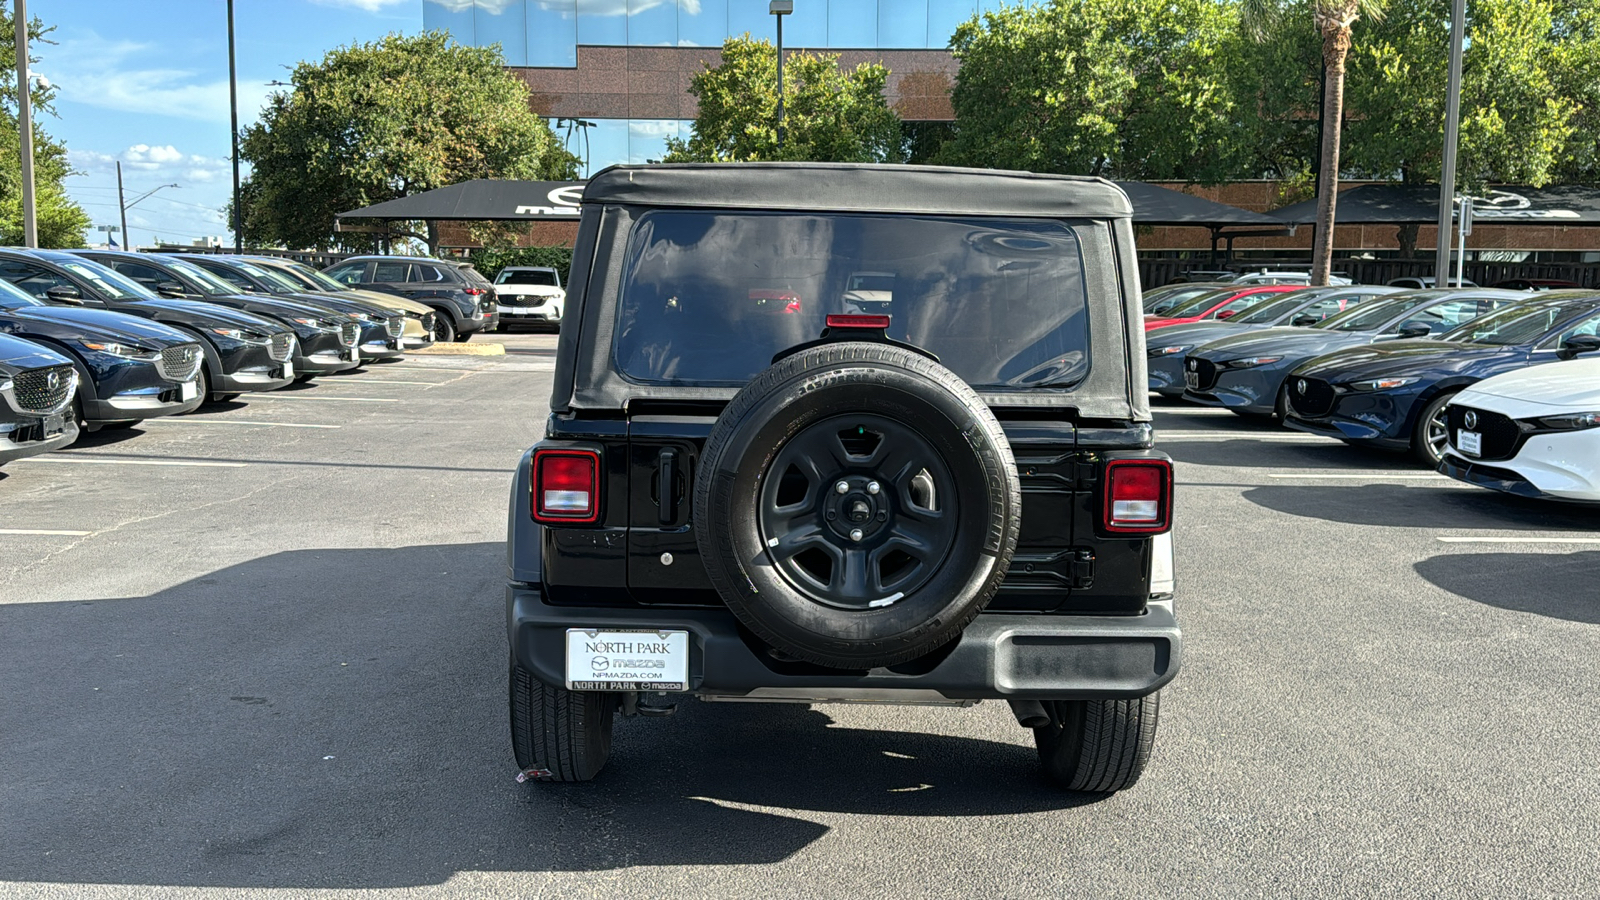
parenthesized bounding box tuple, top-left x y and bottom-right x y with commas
(532, 449, 600, 524)
(1102, 459, 1173, 533)
(826, 314, 891, 329)
(464, 287, 486, 295)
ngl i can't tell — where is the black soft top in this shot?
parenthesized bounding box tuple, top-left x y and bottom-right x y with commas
(582, 163, 1135, 220)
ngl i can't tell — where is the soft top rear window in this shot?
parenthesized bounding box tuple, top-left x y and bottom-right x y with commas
(613, 211, 1091, 390)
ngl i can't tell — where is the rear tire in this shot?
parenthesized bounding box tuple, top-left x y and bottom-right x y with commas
(431, 314, 457, 343)
(1034, 693, 1160, 792)
(510, 657, 615, 783)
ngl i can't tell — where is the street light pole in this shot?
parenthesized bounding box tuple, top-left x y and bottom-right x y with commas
(1433, 0, 1466, 286)
(227, 0, 243, 253)
(770, 1, 792, 151)
(117, 162, 129, 250)
(14, 0, 37, 247)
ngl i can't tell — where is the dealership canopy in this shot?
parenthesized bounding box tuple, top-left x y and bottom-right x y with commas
(1268, 184, 1600, 225)
(337, 177, 1286, 229)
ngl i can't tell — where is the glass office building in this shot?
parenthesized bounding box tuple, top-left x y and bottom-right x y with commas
(423, 1, 1037, 174)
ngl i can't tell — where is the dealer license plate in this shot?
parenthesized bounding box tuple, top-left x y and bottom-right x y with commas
(1458, 430, 1482, 456)
(1184, 371, 1200, 389)
(565, 628, 689, 692)
(43, 413, 64, 437)
(180, 381, 198, 402)
(282, 360, 294, 378)
(348, 347, 360, 361)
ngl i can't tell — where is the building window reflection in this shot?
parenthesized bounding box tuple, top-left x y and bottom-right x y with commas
(476, 0, 528, 66)
(529, 1, 578, 67)
(554, 118, 693, 176)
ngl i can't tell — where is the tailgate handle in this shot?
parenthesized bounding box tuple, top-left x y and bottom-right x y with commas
(657, 448, 677, 523)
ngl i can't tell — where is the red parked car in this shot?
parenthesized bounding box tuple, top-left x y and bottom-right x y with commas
(1144, 285, 1301, 331)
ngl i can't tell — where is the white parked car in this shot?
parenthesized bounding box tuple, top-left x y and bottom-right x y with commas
(493, 266, 565, 329)
(1439, 346, 1600, 503)
(1232, 270, 1353, 286)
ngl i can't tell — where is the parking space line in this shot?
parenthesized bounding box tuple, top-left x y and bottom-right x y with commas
(144, 419, 341, 429)
(1436, 536, 1600, 544)
(15, 457, 248, 468)
(318, 379, 442, 386)
(0, 528, 92, 536)
(1266, 472, 1448, 479)
(248, 395, 401, 403)
(1152, 408, 1237, 415)
(1159, 431, 1331, 440)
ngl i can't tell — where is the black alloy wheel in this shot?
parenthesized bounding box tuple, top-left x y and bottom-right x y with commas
(431, 314, 457, 343)
(758, 414, 959, 611)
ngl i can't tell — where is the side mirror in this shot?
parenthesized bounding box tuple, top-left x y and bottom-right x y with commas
(156, 281, 187, 298)
(1216, 309, 1238, 320)
(1557, 333, 1600, 360)
(44, 285, 83, 304)
(1396, 320, 1433, 339)
(1291, 314, 1318, 327)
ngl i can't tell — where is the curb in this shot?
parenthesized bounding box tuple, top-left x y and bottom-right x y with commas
(406, 342, 506, 357)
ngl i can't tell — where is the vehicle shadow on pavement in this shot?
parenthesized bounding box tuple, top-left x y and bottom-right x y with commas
(1415, 551, 1600, 624)
(1160, 439, 1405, 470)
(1240, 484, 1600, 531)
(0, 543, 1092, 890)
(68, 426, 149, 448)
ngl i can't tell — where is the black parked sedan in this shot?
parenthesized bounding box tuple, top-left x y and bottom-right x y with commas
(180, 256, 406, 361)
(0, 280, 203, 429)
(1284, 291, 1600, 464)
(72, 250, 361, 378)
(0, 249, 296, 403)
(0, 333, 79, 466)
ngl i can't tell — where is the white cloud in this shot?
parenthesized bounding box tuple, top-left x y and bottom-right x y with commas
(70, 144, 232, 186)
(39, 34, 275, 125)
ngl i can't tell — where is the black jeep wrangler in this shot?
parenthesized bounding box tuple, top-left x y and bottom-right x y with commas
(506, 163, 1179, 792)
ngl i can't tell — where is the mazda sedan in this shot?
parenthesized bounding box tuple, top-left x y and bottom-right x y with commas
(1283, 292, 1600, 464)
(1181, 289, 1533, 417)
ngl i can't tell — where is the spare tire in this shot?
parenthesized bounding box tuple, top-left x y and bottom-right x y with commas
(694, 342, 1021, 669)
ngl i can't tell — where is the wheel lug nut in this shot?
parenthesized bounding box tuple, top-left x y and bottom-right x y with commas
(826, 510, 836, 520)
(835, 481, 850, 494)
(867, 481, 880, 494)
(877, 511, 887, 521)
(849, 528, 863, 542)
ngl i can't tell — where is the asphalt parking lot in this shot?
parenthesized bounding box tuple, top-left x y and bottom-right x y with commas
(3, 331, 1597, 899)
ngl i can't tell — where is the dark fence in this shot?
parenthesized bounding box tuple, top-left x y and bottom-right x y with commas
(1140, 258, 1600, 289)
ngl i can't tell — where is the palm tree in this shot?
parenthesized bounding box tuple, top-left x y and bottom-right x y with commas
(1246, 0, 1387, 285)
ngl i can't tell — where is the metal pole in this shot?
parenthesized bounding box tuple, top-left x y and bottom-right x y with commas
(117, 162, 129, 250)
(228, 0, 242, 253)
(775, 15, 785, 150)
(1433, 0, 1466, 285)
(14, 0, 37, 247)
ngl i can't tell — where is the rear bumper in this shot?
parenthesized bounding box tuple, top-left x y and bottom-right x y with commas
(508, 586, 1181, 701)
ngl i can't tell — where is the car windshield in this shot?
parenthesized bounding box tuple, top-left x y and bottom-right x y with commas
(1443, 303, 1580, 345)
(235, 261, 306, 292)
(1144, 286, 1218, 315)
(166, 259, 243, 296)
(1316, 292, 1448, 331)
(615, 210, 1092, 389)
(59, 260, 155, 300)
(497, 269, 559, 286)
(278, 260, 347, 291)
(1231, 290, 1321, 324)
(0, 278, 46, 308)
(1161, 289, 1239, 318)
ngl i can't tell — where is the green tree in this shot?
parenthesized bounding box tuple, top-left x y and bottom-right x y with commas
(0, 7, 90, 248)
(1243, 0, 1389, 285)
(240, 31, 579, 253)
(934, 0, 1246, 181)
(663, 36, 903, 163)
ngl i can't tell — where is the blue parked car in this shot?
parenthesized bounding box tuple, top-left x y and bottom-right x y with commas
(0, 333, 80, 466)
(0, 278, 204, 431)
(1181, 289, 1533, 417)
(1147, 285, 1401, 397)
(1283, 291, 1600, 464)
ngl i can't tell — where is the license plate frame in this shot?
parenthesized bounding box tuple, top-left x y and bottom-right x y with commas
(565, 628, 689, 692)
(1184, 371, 1200, 389)
(1458, 430, 1482, 457)
(42, 413, 65, 437)
(180, 381, 198, 402)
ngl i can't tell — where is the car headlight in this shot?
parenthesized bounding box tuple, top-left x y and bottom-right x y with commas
(1225, 356, 1283, 368)
(1527, 411, 1600, 431)
(0, 378, 12, 393)
(1149, 345, 1189, 357)
(1347, 377, 1418, 391)
(290, 317, 338, 331)
(79, 340, 156, 359)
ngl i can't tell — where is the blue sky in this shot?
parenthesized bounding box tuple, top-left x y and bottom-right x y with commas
(31, 0, 422, 249)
